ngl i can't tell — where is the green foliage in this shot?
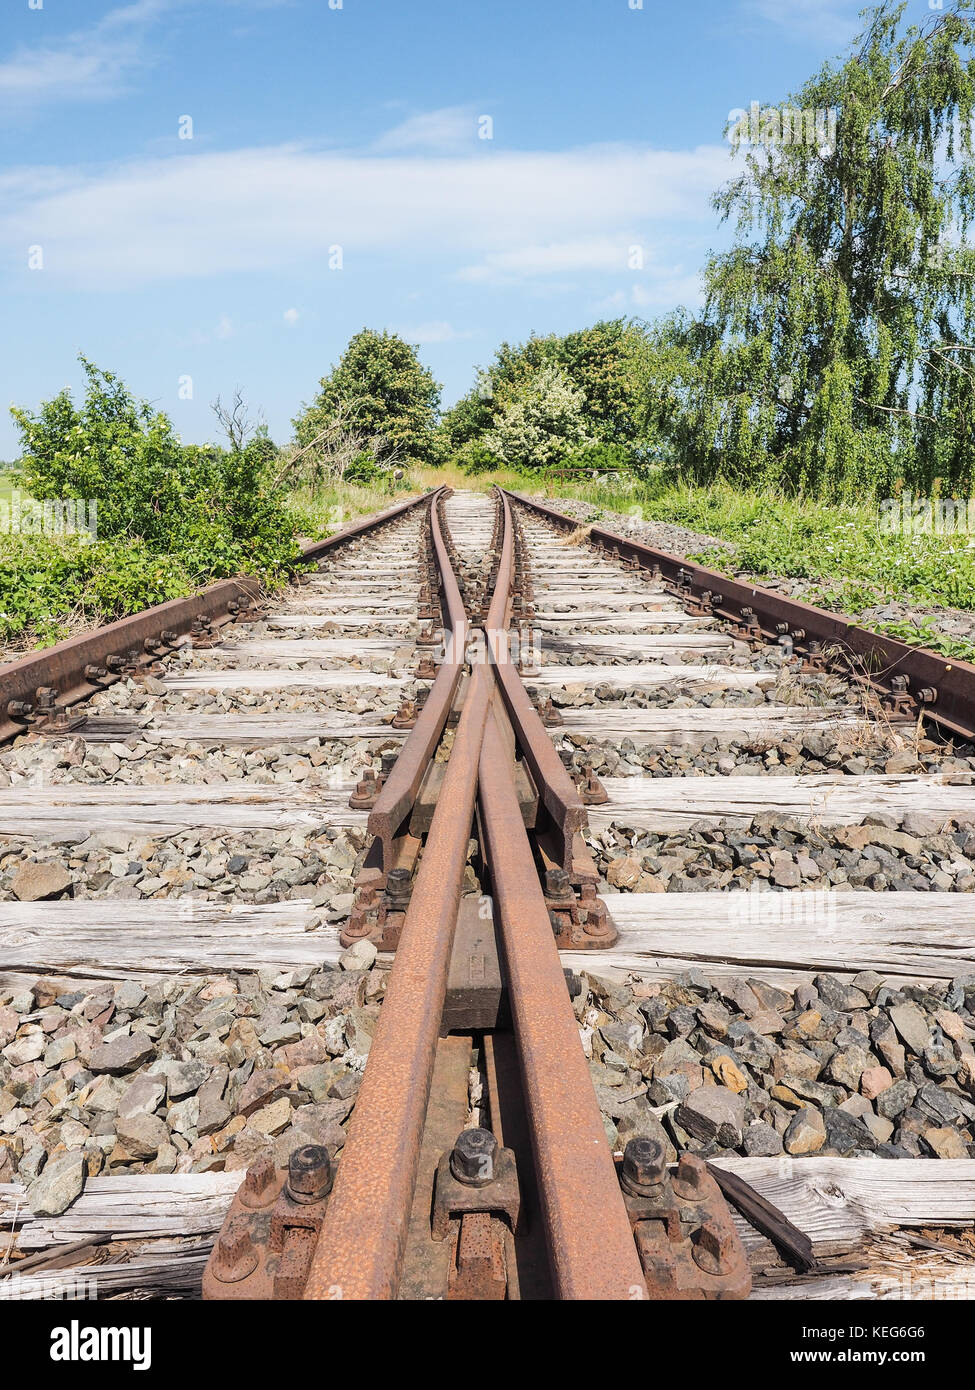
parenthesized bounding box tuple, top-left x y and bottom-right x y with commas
(0, 534, 193, 648)
(443, 319, 649, 469)
(293, 329, 441, 465)
(645, 1, 975, 496)
(482, 365, 594, 470)
(5, 358, 299, 647)
(11, 357, 297, 579)
(545, 469, 975, 633)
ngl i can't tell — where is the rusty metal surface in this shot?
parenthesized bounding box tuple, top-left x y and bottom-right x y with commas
(398, 1034, 473, 1300)
(295, 489, 434, 563)
(301, 661, 495, 1301)
(477, 704, 648, 1300)
(506, 489, 975, 743)
(485, 489, 587, 867)
(202, 1148, 334, 1301)
(366, 489, 467, 871)
(0, 577, 261, 744)
(619, 1148, 751, 1300)
(0, 490, 435, 746)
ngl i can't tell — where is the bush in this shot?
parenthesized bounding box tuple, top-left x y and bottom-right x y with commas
(5, 358, 301, 647)
(293, 329, 441, 466)
(11, 358, 299, 586)
(483, 365, 593, 471)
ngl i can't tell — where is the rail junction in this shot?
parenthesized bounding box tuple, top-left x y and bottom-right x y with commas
(1, 486, 974, 1300)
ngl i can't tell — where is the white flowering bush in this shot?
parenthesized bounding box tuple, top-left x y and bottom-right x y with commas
(483, 365, 593, 470)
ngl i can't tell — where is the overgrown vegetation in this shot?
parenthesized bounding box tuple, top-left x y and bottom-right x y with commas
(3, 358, 301, 648)
(529, 469, 975, 658)
(642, 1, 975, 496)
(292, 328, 441, 476)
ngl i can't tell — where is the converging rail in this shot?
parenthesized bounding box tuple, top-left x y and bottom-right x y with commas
(201, 487, 754, 1302)
(3, 480, 973, 1303)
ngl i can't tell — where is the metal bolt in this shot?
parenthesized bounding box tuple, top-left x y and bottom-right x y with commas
(544, 867, 574, 901)
(213, 1212, 259, 1282)
(621, 1137, 668, 1196)
(286, 1144, 333, 1204)
(240, 1155, 278, 1208)
(672, 1152, 709, 1200)
(691, 1219, 735, 1276)
(450, 1128, 498, 1187)
(384, 867, 413, 907)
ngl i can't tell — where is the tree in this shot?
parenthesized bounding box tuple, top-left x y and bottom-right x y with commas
(482, 365, 593, 469)
(649, 1, 975, 496)
(293, 329, 441, 465)
(11, 356, 295, 575)
(441, 320, 648, 458)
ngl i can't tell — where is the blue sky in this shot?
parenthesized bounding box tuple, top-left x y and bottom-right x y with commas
(0, 0, 871, 458)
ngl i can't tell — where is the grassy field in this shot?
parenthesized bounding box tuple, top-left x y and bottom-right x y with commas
(5, 455, 974, 663)
(499, 472, 975, 655)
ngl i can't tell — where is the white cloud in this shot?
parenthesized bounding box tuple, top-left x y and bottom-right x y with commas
(0, 0, 295, 106)
(374, 106, 479, 154)
(744, 0, 862, 45)
(457, 237, 637, 283)
(283, 307, 300, 324)
(0, 140, 731, 289)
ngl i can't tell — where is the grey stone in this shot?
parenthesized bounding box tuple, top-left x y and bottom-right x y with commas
(116, 1076, 167, 1120)
(824, 1106, 877, 1155)
(149, 1060, 209, 1100)
(742, 1121, 783, 1156)
(676, 1087, 745, 1148)
(27, 1150, 85, 1216)
(889, 1002, 932, 1057)
(88, 1033, 156, 1075)
(117, 1113, 169, 1159)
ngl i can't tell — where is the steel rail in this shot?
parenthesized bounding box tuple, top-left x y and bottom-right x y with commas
(366, 488, 468, 867)
(485, 489, 587, 866)
(302, 498, 497, 1303)
(506, 489, 975, 743)
(0, 489, 436, 746)
(477, 702, 649, 1300)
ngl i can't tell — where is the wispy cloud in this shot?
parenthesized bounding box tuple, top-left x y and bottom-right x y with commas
(0, 0, 295, 107)
(456, 237, 638, 283)
(0, 0, 166, 104)
(743, 0, 862, 47)
(0, 138, 731, 290)
(374, 105, 481, 154)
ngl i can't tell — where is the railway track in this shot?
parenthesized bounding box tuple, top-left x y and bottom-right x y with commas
(1, 485, 975, 1301)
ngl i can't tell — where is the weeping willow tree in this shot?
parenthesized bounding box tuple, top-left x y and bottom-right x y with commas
(646, 1, 975, 496)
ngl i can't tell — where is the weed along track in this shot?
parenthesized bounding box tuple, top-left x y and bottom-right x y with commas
(1, 486, 975, 1301)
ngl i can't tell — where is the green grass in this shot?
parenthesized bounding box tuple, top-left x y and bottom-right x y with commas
(502, 470, 975, 663)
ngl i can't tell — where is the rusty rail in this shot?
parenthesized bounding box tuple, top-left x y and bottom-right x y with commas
(505, 489, 975, 743)
(205, 485, 751, 1302)
(0, 489, 435, 745)
(477, 703, 649, 1300)
(364, 488, 467, 872)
